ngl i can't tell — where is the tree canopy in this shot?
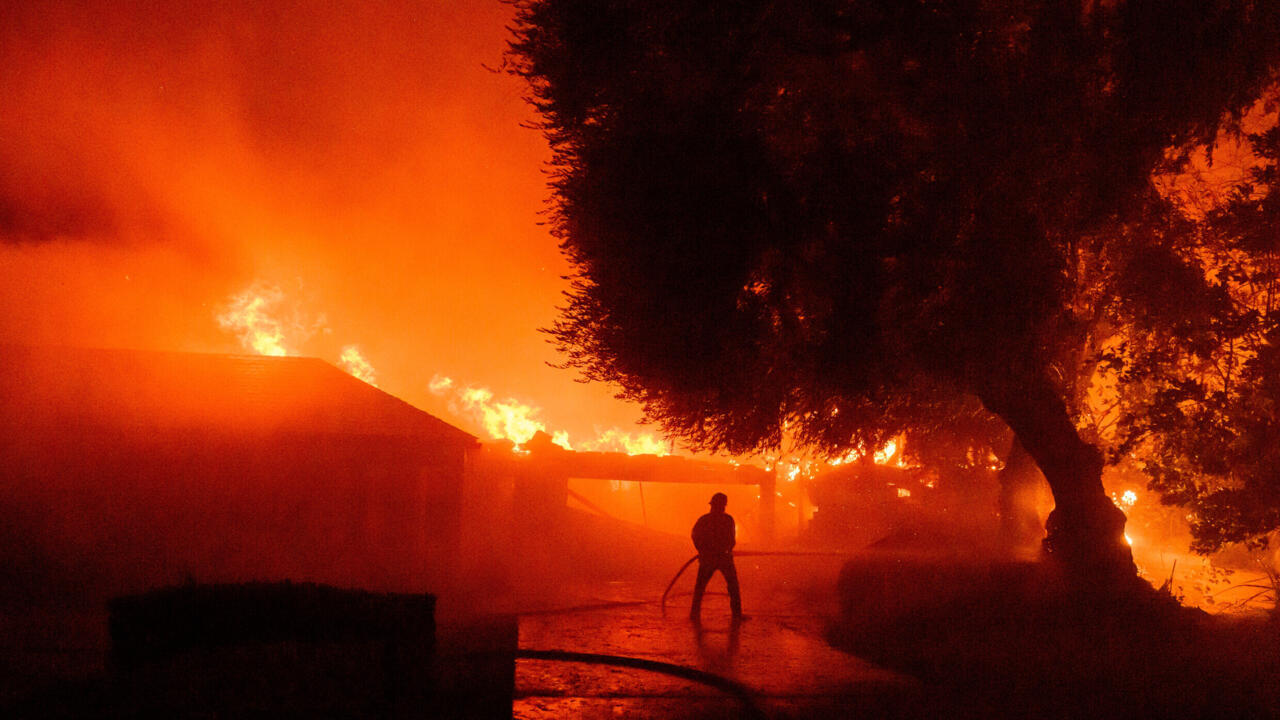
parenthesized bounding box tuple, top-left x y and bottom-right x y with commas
(510, 0, 1280, 579)
(1112, 116, 1280, 554)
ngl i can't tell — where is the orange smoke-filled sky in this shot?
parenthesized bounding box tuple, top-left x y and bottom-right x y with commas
(0, 0, 647, 442)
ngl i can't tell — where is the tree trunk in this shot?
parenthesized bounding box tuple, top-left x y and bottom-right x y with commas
(997, 436, 1045, 553)
(978, 370, 1138, 590)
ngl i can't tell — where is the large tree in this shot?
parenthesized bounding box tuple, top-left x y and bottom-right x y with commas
(510, 0, 1280, 585)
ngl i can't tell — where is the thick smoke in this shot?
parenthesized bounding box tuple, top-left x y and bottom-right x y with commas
(0, 0, 645, 437)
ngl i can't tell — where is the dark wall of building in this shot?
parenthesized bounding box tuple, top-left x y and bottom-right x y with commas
(0, 425, 466, 608)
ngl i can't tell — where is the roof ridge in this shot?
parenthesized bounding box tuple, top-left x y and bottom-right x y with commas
(1, 345, 478, 445)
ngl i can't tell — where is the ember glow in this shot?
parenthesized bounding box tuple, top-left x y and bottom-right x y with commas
(1112, 489, 1139, 510)
(797, 438, 906, 473)
(215, 281, 669, 454)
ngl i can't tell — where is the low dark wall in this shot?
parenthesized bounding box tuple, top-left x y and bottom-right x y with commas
(108, 582, 438, 718)
(108, 582, 435, 670)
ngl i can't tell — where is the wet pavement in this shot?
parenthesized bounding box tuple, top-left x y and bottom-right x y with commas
(512, 570, 920, 719)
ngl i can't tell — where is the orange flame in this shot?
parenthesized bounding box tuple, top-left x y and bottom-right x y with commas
(578, 428, 669, 456)
(429, 375, 551, 447)
(459, 386, 546, 446)
(428, 373, 668, 455)
(824, 438, 904, 468)
(873, 439, 900, 465)
(217, 283, 290, 356)
(217, 284, 378, 387)
(338, 345, 378, 386)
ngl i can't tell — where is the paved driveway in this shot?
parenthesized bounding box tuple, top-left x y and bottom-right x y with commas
(513, 572, 919, 720)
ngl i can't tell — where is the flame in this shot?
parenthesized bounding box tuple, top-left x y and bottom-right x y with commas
(459, 386, 545, 446)
(216, 284, 380, 388)
(551, 430, 573, 450)
(338, 345, 377, 386)
(215, 281, 330, 358)
(828, 448, 861, 466)
(429, 375, 547, 447)
(823, 439, 905, 468)
(873, 439, 898, 465)
(428, 377, 558, 449)
(578, 428, 669, 456)
(217, 283, 290, 356)
(427, 374, 667, 454)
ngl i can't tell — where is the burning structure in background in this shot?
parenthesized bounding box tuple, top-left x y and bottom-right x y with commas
(0, 345, 479, 606)
(426, 373, 667, 455)
(204, 280, 1280, 608)
(1, 0, 1271, 616)
(210, 279, 670, 455)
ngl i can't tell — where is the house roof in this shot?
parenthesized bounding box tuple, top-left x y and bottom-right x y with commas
(0, 345, 477, 445)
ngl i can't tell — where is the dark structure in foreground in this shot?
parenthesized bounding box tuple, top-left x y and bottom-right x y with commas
(108, 582, 441, 717)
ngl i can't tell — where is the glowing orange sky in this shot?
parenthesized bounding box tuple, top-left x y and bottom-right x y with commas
(0, 0, 647, 442)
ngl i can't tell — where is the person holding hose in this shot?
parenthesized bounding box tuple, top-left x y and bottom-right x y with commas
(689, 492, 742, 623)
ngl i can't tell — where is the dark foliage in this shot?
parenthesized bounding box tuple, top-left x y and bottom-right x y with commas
(834, 554, 1280, 719)
(510, 0, 1280, 573)
(511, 0, 1277, 450)
(1114, 121, 1280, 551)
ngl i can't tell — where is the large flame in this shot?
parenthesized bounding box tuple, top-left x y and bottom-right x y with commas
(216, 283, 380, 386)
(578, 428, 669, 456)
(217, 284, 291, 356)
(428, 373, 668, 454)
(429, 374, 559, 447)
(458, 386, 546, 446)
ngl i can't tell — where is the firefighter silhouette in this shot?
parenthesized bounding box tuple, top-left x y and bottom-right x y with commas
(689, 492, 742, 621)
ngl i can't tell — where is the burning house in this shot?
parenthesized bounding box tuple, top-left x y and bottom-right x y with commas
(0, 345, 479, 607)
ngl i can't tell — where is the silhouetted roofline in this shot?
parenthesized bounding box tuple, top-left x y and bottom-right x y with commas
(0, 345, 479, 446)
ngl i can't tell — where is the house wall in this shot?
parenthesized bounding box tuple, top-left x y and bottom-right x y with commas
(0, 425, 466, 608)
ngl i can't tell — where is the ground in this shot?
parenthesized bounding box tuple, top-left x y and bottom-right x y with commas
(507, 550, 1280, 720)
(5, 549, 1280, 718)
(513, 566, 917, 719)
(509, 556, 921, 717)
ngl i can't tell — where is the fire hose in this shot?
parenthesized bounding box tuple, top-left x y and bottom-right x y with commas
(512, 551, 849, 719)
(515, 648, 768, 720)
(660, 550, 849, 616)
